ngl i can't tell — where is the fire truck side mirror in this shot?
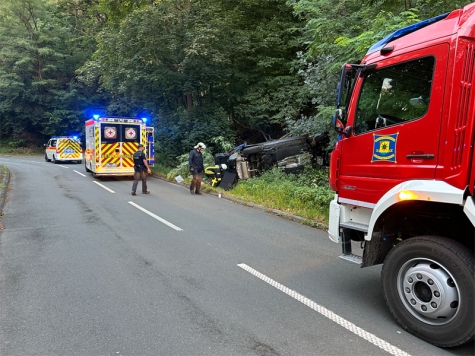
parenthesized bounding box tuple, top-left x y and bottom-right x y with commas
(343, 126, 353, 137)
(334, 109, 352, 138)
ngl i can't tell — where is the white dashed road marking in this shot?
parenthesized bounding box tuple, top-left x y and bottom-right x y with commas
(128, 201, 183, 231)
(74, 170, 86, 177)
(237, 263, 411, 356)
(57, 164, 69, 169)
(93, 181, 115, 193)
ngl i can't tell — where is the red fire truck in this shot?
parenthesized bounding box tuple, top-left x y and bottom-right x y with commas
(328, 3, 475, 347)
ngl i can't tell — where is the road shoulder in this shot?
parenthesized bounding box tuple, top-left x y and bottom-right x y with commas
(0, 165, 10, 216)
(154, 174, 328, 230)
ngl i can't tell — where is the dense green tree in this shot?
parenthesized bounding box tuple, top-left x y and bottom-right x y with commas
(78, 0, 313, 158)
(284, 0, 472, 136)
(0, 0, 106, 145)
(0, 0, 471, 155)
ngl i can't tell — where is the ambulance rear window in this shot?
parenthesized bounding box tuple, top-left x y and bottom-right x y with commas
(122, 125, 140, 143)
(101, 124, 120, 144)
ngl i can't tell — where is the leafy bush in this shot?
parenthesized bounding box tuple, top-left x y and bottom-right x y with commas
(8, 140, 26, 148)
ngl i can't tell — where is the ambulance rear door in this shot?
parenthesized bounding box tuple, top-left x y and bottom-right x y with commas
(58, 138, 82, 162)
(100, 121, 141, 170)
(146, 127, 154, 167)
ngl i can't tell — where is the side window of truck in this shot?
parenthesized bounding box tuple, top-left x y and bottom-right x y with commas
(354, 57, 435, 134)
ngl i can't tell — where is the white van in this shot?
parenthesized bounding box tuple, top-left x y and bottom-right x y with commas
(45, 136, 83, 164)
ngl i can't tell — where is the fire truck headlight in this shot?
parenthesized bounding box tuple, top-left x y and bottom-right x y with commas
(399, 190, 418, 201)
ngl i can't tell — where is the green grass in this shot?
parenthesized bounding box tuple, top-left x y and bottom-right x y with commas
(157, 162, 333, 226)
(226, 167, 333, 227)
(0, 144, 43, 156)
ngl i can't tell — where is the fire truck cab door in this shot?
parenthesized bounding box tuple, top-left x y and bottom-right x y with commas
(338, 44, 448, 205)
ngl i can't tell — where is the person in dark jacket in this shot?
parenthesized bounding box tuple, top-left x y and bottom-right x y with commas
(131, 144, 151, 196)
(189, 142, 206, 194)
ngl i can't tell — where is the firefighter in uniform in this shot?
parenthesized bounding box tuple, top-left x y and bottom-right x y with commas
(131, 144, 151, 195)
(189, 142, 206, 194)
(204, 164, 227, 187)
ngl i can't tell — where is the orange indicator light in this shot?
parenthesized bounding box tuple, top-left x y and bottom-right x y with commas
(399, 190, 418, 201)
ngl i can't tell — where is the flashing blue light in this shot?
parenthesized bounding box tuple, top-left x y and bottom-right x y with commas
(366, 13, 448, 55)
(93, 114, 100, 120)
(73, 136, 78, 140)
(141, 117, 148, 123)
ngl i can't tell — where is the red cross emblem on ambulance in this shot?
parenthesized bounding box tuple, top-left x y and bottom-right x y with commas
(125, 128, 137, 140)
(104, 127, 117, 139)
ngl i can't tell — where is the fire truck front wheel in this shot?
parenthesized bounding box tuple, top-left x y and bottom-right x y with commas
(382, 236, 474, 347)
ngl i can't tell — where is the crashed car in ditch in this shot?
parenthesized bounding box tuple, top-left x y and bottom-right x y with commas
(209, 132, 330, 190)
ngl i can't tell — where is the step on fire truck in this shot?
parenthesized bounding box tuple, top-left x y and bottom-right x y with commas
(328, 3, 475, 347)
(84, 117, 154, 177)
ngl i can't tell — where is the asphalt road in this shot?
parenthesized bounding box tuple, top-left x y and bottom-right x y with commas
(0, 156, 473, 356)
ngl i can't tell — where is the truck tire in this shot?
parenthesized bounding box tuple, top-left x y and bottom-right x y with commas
(45, 154, 51, 162)
(381, 236, 475, 347)
(52, 155, 57, 164)
(85, 162, 91, 172)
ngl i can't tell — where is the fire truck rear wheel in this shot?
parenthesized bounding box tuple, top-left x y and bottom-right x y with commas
(44, 154, 51, 162)
(382, 236, 475, 347)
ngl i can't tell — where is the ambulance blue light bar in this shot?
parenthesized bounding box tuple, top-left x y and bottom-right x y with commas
(141, 117, 148, 123)
(52, 136, 80, 140)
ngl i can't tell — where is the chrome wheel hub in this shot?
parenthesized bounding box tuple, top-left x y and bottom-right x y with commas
(398, 258, 459, 325)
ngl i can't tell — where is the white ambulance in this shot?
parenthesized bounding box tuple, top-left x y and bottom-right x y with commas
(44, 136, 83, 164)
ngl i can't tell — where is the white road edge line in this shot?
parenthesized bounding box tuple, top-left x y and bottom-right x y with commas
(237, 263, 411, 356)
(57, 164, 69, 169)
(74, 170, 86, 177)
(128, 201, 183, 231)
(93, 181, 115, 193)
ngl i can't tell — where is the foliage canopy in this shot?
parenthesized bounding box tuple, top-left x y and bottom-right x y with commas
(0, 0, 470, 158)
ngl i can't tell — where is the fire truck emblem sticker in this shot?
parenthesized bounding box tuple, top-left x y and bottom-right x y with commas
(125, 128, 137, 140)
(372, 133, 398, 163)
(104, 127, 117, 139)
